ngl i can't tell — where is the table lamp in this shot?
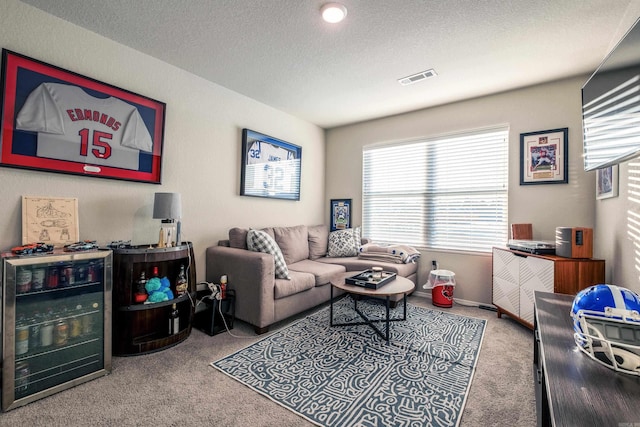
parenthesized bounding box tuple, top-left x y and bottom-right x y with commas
(153, 192, 182, 248)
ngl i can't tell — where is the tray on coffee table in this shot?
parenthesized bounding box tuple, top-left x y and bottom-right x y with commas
(345, 269, 397, 289)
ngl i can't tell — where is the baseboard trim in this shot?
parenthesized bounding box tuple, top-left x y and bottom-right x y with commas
(412, 289, 496, 310)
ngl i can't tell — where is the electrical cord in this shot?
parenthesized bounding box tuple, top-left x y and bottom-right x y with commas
(195, 281, 255, 339)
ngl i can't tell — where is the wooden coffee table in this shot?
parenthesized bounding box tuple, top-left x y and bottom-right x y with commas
(330, 275, 415, 343)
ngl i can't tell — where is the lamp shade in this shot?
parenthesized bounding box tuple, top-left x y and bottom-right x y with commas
(153, 192, 182, 220)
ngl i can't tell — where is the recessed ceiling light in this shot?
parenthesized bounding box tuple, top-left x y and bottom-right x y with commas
(398, 69, 437, 86)
(321, 3, 347, 23)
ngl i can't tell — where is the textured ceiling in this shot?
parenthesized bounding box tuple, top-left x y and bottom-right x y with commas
(19, 0, 640, 128)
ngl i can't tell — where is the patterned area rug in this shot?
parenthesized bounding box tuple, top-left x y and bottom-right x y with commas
(211, 296, 486, 427)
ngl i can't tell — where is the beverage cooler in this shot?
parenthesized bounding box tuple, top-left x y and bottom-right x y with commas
(1, 249, 112, 411)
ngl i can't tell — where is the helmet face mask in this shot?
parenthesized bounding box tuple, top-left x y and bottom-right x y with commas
(571, 284, 640, 376)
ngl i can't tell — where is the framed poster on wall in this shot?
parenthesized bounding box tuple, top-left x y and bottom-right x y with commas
(22, 196, 79, 247)
(0, 49, 166, 184)
(240, 128, 302, 200)
(519, 127, 568, 185)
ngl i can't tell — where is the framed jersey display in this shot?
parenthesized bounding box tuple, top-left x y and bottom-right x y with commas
(240, 128, 302, 200)
(330, 198, 351, 231)
(0, 49, 165, 184)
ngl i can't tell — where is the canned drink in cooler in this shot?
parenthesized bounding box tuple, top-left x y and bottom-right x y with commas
(31, 267, 46, 291)
(63, 265, 75, 286)
(16, 268, 32, 294)
(29, 311, 42, 351)
(54, 319, 69, 346)
(86, 263, 96, 282)
(40, 321, 54, 347)
(46, 266, 59, 289)
(70, 315, 82, 338)
(75, 263, 87, 283)
(15, 361, 30, 393)
(15, 325, 29, 355)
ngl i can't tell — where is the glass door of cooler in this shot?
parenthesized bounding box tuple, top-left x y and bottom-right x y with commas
(1, 250, 112, 411)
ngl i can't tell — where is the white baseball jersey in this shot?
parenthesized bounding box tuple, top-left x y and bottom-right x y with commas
(246, 140, 296, 164)
(16, 82, 153, 171)
(245, 140, 299, 194)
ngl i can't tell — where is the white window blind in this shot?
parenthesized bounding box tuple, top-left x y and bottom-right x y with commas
(363, 126, 508, 253)
(582, 75, 640, 171)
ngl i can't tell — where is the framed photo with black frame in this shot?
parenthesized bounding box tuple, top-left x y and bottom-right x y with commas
(240, 128, 302, 201)
(0, 49, 166, 184)
(520, 127, 568, 185)
(330, 198, 351, 231)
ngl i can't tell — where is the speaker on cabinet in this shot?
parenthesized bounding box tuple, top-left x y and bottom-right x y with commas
(555, 227, 593, 258)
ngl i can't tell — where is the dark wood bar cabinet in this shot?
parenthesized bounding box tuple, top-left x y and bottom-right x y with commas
(112, 242, 196, 356)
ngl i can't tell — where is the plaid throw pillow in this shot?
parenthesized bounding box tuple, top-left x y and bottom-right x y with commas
(247, 229, 290, 279)
(327, 227, 361, 257)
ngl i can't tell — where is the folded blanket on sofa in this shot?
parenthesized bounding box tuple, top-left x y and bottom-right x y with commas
(358, 243, 420, 264)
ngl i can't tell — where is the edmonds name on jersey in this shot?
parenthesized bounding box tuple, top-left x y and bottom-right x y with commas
(16, 82, 153, 171)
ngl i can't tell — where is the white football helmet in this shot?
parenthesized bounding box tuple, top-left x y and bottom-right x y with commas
(570, 284, 640, 376)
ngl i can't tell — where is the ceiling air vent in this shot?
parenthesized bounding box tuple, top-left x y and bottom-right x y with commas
(398, 69, 437, 86)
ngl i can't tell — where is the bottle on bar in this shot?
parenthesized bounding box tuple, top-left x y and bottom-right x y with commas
(175, 265, 188, 296)
(134, 271, 148, 303)
(169, 303, 179, 335)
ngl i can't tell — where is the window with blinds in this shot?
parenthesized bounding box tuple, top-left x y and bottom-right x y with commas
(362, 126, 509, 253)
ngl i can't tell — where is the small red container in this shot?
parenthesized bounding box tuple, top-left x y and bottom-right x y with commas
(432, 284, 455, 308)
(427, 270, 456, 308)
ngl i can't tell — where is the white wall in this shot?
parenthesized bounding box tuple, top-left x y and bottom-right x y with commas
(326, 77, 595, 304)
(594, 161, 640, 294)
(0, 0, 325, 281)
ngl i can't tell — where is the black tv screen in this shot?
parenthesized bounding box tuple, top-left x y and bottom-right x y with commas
(582, 18, 640, 171)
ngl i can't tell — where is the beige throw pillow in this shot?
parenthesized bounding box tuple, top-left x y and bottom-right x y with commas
(327, 227, 361, 257)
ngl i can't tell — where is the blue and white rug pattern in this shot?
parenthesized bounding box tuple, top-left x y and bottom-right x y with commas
(211, 297, 486, 427)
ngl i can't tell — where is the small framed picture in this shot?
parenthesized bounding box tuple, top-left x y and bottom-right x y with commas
(596, 165, 619, 200)
(330, 199, 351, 231)
(22, 196, 79, 247)
(520, 128, 568, 185)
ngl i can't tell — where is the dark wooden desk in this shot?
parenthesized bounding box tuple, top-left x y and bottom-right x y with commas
(533, 291, 640, 427)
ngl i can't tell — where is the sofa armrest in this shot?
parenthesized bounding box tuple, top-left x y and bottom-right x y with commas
(205, 245, 276, 329)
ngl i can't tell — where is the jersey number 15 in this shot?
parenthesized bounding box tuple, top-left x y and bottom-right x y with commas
(78, 128, 112, 159)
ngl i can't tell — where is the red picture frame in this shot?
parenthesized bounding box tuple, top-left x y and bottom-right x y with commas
(0, 49, 165, 184)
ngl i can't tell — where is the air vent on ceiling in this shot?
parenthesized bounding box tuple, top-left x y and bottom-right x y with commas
(398, 69, 437, 86)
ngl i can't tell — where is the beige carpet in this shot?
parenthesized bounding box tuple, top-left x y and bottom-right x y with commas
(0, 296, 535, 426)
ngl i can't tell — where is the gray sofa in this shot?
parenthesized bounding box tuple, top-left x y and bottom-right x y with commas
(205, 224, 418, 334)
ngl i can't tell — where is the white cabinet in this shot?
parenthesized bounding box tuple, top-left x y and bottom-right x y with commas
(492, 248, 553, 327)
(492, 247, 605, 329)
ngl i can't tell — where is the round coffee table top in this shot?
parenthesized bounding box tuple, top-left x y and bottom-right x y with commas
(332, 275, 415, 297)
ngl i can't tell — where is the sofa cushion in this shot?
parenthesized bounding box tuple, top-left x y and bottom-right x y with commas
(247, 229, 290, 279)
(230, 227, 275, 249)
(327, 227, 361, 257)
(288, 259, 346, 286)
(274, 225, 309, 265)
(308, 224, 329, 260)
(229, 227, 248, 249)
(274, 270, 315, 299)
